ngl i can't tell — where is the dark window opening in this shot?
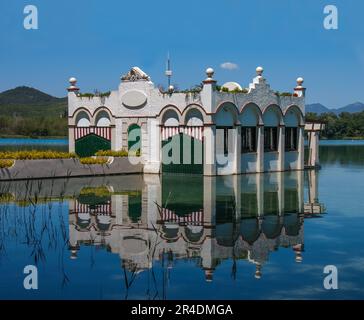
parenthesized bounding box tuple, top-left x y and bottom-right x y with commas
(285, 127, 298, 151)
(241, 127, 257, 153)
(217, 127, 231, 156)
(264, 127, 278, 152)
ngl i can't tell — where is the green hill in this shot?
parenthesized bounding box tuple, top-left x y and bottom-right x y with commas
(0, 86, 68, 137)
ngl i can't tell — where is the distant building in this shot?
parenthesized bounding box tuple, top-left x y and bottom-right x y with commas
(67, 66, 306, 175)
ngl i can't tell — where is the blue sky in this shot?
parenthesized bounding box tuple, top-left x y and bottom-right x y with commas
(0, 0, 363, 107)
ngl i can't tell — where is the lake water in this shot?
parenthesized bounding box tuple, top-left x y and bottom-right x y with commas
(0, 141, 363, 300)
(0, 138, 68, 152)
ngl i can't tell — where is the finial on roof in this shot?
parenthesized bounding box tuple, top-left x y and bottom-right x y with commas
(256, 66, 264, 76)
(67, 77, 79, 92)
(203, 67, 216, 84)
(296, 77, 304, 87)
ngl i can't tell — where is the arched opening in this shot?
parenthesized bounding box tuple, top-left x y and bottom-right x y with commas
(96, 110, 111, 127)
(214, 102, 238, 173)
(76, 111, 91, 127)
(284, 108, 301, 152)
(263, 107, 281, 152)
(128, 124, 141, 155)
(162, 109, 180, 127)
(240, 104, 260, 153)
(74, 109, 111, 157)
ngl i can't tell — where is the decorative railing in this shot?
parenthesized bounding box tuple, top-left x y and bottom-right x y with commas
(161, 126, 204, 141)
(75, 126, 111, 141)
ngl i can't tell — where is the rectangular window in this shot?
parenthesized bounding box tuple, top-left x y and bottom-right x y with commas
(285, 127, 298, 151)
(241, 127, 257, 153)
(216, 127, 231, 156)
(264, 127, 278, 152)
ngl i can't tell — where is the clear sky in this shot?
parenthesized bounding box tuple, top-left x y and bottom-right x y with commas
(0, 0, 363, 107)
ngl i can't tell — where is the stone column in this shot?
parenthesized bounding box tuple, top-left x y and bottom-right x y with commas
(144, 119, 161, 174)
(114, 119, 123, 151)
(277, 172, 284, 216)
(256, 125, 264, 173)
(278, 125, 285, 171)
(204, 125, 216, 176)
(110, 125, 116, 150)
(298, 125, 305, 169)
(203, 176, 216, 227)
(68, 125, 75, 153)
(144, 174, 162, 229)
(234, 125, 241, 174)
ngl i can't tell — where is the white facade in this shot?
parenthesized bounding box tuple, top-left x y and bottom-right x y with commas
(68, 66, 306, 175)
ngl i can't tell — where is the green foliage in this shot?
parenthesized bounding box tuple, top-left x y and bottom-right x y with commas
(306, 111, 364, 139)
(95, 149, 140, 157)
(0, 159, 14, 168)
(0, 86, 67, 137)
(79, 157, 108, 165)
(276, 91, 293, 97)
(215, 86, 248, 94)
(0, 150, 76, 160)
(78, 91, 111, 98)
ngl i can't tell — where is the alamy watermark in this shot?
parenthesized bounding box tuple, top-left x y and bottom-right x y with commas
(23, 5, 38, 30)
(323, 5, 338, 30)
(23, 265, 38, 290)
(323, 265, 338, 290)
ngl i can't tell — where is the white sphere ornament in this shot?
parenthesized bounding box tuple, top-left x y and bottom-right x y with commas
(297, 77, 304, 86)
(168, 85, 174, 93)
(256, 66, 264, 76)
(206, 67, 214, 78)
(69, 77, 77, 85)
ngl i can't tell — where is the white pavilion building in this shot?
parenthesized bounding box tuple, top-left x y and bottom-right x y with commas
(67, 66, 306, 175)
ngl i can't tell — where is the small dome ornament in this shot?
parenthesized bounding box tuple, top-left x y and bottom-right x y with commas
(67, 77, 79, 92)
(69, 77, 77, 85)
(203, 67, 216, 84)
(256, 66, 264, 76)
(168, 85, 174, 93)
(296, 77, 304, 87)
(206, 67, 214, 78)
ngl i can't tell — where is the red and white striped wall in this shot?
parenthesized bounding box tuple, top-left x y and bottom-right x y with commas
(161, 126, 204, 141)
(75, 126, 112, 141)
(74, 201, 112, 215)
(160, 208, 204, 225)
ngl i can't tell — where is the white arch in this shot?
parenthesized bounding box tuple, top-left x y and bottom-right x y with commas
(185, 108, 204, 126)
(162, 109, 180, 126)
(239, 103, 261, 127)
(76, 111, 91, 127)
(95, 110, 111, 127)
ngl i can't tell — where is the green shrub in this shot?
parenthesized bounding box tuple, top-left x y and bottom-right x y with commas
(95, 149, 129, 157)
(0, 150, 76, 160)
(79, 157, 108, 165)
(95, 149, 140, 157)
(0, 159, 14, 168)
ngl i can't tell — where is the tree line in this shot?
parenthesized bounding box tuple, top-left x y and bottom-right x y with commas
(306, 111, 364, 139)
(0, 115, 67, 137)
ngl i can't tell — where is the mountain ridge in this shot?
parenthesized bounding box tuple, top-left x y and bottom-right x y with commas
(1, 86, 364, 116)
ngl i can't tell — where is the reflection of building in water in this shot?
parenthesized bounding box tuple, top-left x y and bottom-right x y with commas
(304, 169, 326, 215)
(68, 170, 320, 281)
